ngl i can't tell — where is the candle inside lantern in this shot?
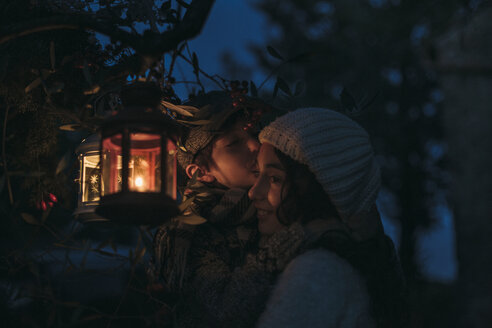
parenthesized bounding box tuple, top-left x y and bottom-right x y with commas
(128, 132, 161, 192)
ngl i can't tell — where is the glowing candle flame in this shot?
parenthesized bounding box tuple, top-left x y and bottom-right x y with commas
(135, 176, 143, 187)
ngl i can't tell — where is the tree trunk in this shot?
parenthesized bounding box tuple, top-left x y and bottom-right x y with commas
(435, 9, 492, 327)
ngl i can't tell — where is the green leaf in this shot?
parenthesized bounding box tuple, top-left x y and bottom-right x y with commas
(97, 238, 111, 250)
(21, 213, 40, 225)
(139, 227, 154, 250)
(160, 0, 171, 12)
(276, 77, 292, 96)
(250, 81, 258, 98)
(176, 0, 190, 8)
(294, 81, 305, 96)
(177, 42, 186, 54)
(178, 196, 195, 212)
(59, 124, 82, 131)
(192, 52, 199, 74)
(83, 60, 93, 85)
(161, 100, 195, 117)
(25, 77, 42, 93)
(340, 87, 357, 112)
(177, 214, 207, 225)
(55, 150, 71, 175)
(267, 46, 284, 60)
(272, 80, 279, 99)
(134, 247, 146, 264)
(175, 119, 213, 126)
(288, 52, 312, 63)
(83, 85, 100, 95)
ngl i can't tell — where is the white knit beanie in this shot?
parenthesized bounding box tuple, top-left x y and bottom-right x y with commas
(259, 107, 380, 222)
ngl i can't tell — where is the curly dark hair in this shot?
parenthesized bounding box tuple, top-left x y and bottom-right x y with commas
(274, 148, 340, 226)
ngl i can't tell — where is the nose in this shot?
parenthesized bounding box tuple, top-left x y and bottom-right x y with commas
(246, 136, 260, 171)
(247, 136, 260, 153)
(248, 176, 263, 201)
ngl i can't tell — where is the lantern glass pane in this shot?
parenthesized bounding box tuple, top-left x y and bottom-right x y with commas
(129, 133, 161, 192)
(166, 140, 177, 199)
(101, 134, 123, 196)
(82, 153, 100, 203)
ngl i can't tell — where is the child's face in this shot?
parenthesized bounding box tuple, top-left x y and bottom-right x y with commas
(248, 143, 286, 235)
(207, 121, 260, 189)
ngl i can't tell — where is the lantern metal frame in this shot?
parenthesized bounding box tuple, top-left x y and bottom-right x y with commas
(95, 83, 180, 225)
(73, 133, 108, 222)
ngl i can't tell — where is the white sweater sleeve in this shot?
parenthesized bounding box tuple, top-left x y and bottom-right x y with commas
(257, 249, 375, 328)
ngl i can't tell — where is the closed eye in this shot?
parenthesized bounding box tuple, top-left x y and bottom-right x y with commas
(226, 138, 240, 147)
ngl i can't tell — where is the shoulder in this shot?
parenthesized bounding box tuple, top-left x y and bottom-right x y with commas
(258, 249, 374, 328)
(288, 249, 355, 274)
(278, 249, 367, 299)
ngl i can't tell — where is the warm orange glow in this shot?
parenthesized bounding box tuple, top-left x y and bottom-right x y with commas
(135, 176, 144, 187)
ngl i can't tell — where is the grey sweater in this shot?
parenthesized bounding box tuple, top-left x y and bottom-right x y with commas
(257, 249, 375, 328)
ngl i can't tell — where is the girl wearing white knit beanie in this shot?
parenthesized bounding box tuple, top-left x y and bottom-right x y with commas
(249, 108, 406, 328)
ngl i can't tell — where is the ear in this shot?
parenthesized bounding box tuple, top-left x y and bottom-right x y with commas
(185, 164, 216, 183)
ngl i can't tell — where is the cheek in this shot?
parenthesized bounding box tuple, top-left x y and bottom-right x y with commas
(219, 155, 248, 175)
(268, 185, 283, 212)
(215, 150, 250, 170)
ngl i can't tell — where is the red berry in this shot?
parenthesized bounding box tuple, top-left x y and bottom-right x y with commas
(41, 201, 47, 211)
(232, 102, 238, 107)
(48, 201, 54, 207)
(48, 193, 58, 203)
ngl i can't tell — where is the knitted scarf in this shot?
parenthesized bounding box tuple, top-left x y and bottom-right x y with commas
(151, 179, 257, 294)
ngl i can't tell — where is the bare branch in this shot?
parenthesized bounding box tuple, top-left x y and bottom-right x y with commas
(0, 0, 215, 57)
(177, 52, 224, 89)
(2, 105, 14, 205)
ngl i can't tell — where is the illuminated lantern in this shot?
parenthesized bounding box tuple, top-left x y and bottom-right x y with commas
(95, 83, 180, 225)
(73, 134, 107, 221)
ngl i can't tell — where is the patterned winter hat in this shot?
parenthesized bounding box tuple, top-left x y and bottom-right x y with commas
(166, 91, 271, 169)
(259, 107, 381, 222)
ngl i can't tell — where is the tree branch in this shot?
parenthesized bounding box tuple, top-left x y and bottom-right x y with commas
(0, 0, 215, 57)
(2, 105, 14, 205)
